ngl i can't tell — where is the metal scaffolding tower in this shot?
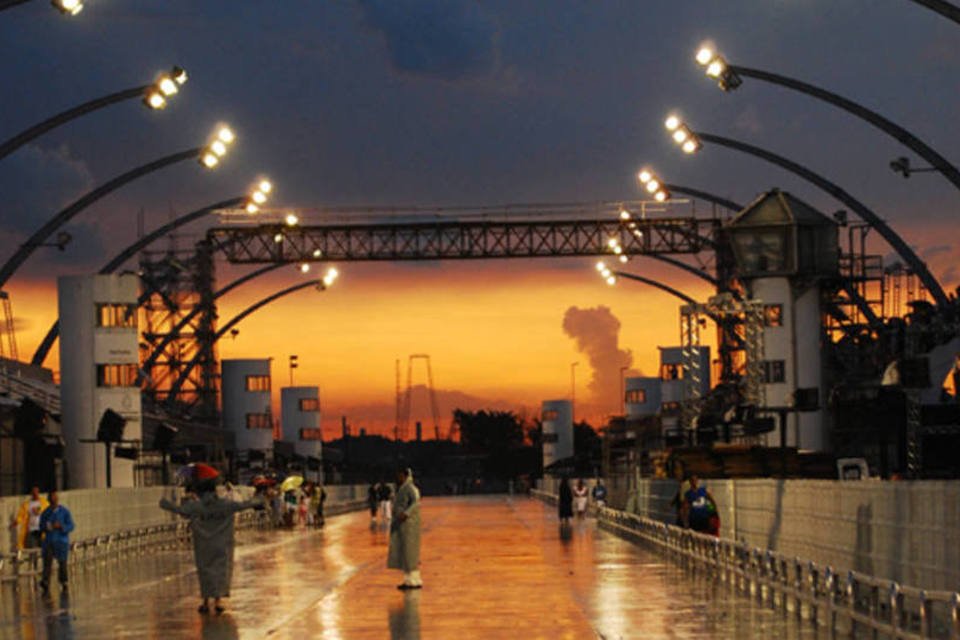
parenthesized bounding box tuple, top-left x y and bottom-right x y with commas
(0, 291, 17, 360)
(399, 354, 440, 441)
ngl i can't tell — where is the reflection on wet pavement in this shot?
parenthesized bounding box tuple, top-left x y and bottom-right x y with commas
(0, 497, 825, 639)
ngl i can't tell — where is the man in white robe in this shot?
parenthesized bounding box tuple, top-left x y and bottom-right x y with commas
(387, 467, 422, 589)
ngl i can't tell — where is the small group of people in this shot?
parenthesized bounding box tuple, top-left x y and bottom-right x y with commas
(9, 486, 75, 595)
(368, 480, 394, 524)
(259, 479, 326, 529)
(557, 477, 607, 526)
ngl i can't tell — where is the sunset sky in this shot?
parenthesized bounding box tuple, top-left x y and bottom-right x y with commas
(1, 2, 957, 437)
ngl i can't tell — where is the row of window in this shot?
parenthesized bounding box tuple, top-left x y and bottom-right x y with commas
(96, 364, 138, 387)
(96, 304, 137, 328)
(246, 375, 270, 391)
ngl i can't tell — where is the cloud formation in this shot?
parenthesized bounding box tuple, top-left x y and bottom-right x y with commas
(562, 305, 633, 413)
(357, 0, 500, 80)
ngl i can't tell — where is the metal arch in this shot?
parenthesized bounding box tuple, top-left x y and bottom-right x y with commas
(613, 271, 700, 306)
(0, 147, 201, 291)
(0, 86, 149, 162)
(137, 263, 287, 385)
(30, 196, 244, 366)
(162, 279, 325, 407)
(665, 184, 742, 214)
(697, 131, 947, 309)
(730, 65, 960, 193)
(910, 0, 960, 24)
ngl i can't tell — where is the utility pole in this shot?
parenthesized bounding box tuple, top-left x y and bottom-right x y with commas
(570, 362, 579, 423)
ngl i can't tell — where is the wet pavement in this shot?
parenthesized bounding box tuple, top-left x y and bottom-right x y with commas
(0, 496, 824, 639)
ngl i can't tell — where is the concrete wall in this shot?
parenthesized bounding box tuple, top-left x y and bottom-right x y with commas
(1, 484, 370, 557)
(610, 477, 960, 593)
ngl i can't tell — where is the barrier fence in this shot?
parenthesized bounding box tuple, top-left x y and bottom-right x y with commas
(597, 505, 960, 640)
(1, 488, 367, 586)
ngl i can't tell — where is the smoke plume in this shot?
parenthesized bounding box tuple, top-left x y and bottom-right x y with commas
(562, 306, 634, 413)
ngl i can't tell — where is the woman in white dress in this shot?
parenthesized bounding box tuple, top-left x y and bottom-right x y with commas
(573, 479, 589, 517)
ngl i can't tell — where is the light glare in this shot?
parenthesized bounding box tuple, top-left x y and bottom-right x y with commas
(665, 115, 680, 131)
(619, 210, 630, 220)
(201, 153, 218, 168)
(299, 263, 310, 274)
(654, 190, 668, 202)
(217, 127, 235, 144)
(246, 203, 259, 214)
(646, 180, 660, 193)
(285, 213, 299, 226)
(618, 255, 628, 264)
(706, 60, 724, 78)
(606, 276, 616, 286)
(672, 129, 688, 143)
(146, 92, 166, 109)
(259, 180, 272, 194)
(252, 190, 267, 204)
(595, 261, 606, 272)
(696, 47, 714, 66)
(158, 77, 178, 96)
(638, 170, 652, 183)
(682, 139, 698, 154)
(210, 140, 227, 157)
(312, 248, 322, 258)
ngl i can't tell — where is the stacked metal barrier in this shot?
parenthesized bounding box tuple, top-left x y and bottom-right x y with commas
(598, 506, 960, 639)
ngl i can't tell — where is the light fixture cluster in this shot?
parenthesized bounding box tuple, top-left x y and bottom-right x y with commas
(606, 237, 629, 264)
(595, 261, 617, 286)
(695, 45, 741, 91)
(143, 66, 188, 110)
(321, 267, 339, 287)
(665, 114, 701, 154)
(200, 126, 235, 169)
(618, 207, 645, 250)
(245, 179, 272, 214)
(51, 0, 82, 15)
(636, 168, 670, 202)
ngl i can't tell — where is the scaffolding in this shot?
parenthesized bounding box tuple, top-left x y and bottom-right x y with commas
(398, 354, 441, 441)
(139, 242, 218, 419)
(0, 291, 18, 360)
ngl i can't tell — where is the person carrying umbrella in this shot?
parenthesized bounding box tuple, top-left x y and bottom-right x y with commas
(387, 467, 422, 590)
(160, 463, 263, 614)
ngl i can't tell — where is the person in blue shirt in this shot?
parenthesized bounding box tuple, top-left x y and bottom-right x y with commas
(680, 475, 719, 536)
(39, 490, 74, 593)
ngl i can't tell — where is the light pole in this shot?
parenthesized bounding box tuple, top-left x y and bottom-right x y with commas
(0, 124, 236, 292)
(289, 355, 298, 386)
(570, 361, 578, 423)
(0, 67, 187, 162)
(663, 114, 948, 308)
(30, 180, 273, 365)
(693, 45, 960, 192)
(163, 268, 339, 406)
(909, 0, 960, 25)
(619, 365, 628, 415)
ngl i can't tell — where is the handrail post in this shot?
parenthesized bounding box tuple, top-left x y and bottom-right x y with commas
(889, 582, 901, 633)
(847, 572, 858, 634)
(950, 592, 960, 640)
(918, 590, 930, 638)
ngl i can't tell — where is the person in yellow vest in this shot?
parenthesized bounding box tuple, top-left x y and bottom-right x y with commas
(8, 486, 48, 550)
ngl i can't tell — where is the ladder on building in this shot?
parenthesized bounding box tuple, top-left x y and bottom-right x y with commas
(0, 291, 18, 361)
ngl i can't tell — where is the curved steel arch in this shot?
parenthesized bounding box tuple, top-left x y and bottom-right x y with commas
(729, 65, 960, 192)
(30, 196, 244, 365)
(162, 279, 325, 407)
(910, 0, 960, 24)
(696, 131, 947, 308)
(0, 147, 201, 290)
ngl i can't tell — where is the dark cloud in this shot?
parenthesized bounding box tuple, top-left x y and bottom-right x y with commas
(921, 244, 953, 259)
(0, 144, 94, 236)
(562, 305, 633, 412)
(357, 0, 499, 80)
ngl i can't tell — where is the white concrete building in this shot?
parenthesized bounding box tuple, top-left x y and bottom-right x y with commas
(221, 359, 273, 454)
(727, 190, 836, 451)
(280, 386, 322, 479)
(541, 399, 573, 470)
(58, 274, 142, 489)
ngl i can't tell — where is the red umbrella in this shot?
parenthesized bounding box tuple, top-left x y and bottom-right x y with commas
(176, 462, 220, 482)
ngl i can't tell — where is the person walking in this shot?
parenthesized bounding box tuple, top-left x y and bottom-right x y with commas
(39, 491, 74, 594)
(160, 473, 263, 614)
(557, 476, 573, 526)
(378, 481, 393, 523)
(10, 485, 48, 550)
(591, 479, 607, 509)
(387, 467, 422, 590)
(573, 479, 589, 518)
(368, 482, 379, 523)
(315, 483, 327, 528)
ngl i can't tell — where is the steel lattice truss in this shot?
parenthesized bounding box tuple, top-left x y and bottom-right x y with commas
(206, 217, 714, 263)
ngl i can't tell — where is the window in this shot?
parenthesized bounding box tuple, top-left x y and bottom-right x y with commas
(96, 304, 137, 328)
(761, 360, 786, 384)
(764, 304, 783, 327)
(542, 410, 559, 421)
(96, 364, 138, 387)
(541, 432, 559, 443)
(299, 398, 319, 412)
(299, 428, 323, 441)
(245, 375, 270, 392)
(660, 363, 684, 380)
(660, 401, 680, 415)
(246, 413, 272, 429)
(625, 389, 647, 404)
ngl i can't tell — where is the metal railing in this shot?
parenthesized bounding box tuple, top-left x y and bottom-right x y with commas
(599, 507, 960, 640)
